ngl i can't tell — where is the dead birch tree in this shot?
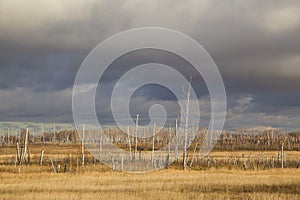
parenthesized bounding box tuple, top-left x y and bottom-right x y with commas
(50, 158, 57, 173)
(16, 142, 21, 163)
(183, 77, 192, 171)
(82, 124, 85, 169)
(175, 119, 179, 162)
(281, 143, 284, 169)
(39, 150, 44, 165)
(127, 126, 132, 160)
(242, 154, 247, 170)
(166, 125, 171, 166)
(22, 128, 29, 163)
(134, 114, 139, 161)
(151, 123, 156, 164)
(7, 129, 10, 145)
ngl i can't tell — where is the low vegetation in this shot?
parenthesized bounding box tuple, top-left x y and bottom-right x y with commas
(0, 127, 299, 199)
(0, 169, 299, 200)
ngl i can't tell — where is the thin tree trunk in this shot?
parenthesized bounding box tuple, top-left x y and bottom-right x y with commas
(16, 142, 20, 164)
(281, 144, 284, 169)
(7, 129, 10, 145)
(166, 125, 171, 166)
(152, 123, 156, 164)
(22, 128, 29, 163)
(175, 119, 178, 162)
(134, 114, 139, 161)
(127, 126, 132, 160)
(183, 77, 192, 171)
(242, 154, 247, 170)
(39, 150, 44, 166)
(50, 158, 57, 173)
(82, 124, 85, 169)
(99, 131, 103, 161)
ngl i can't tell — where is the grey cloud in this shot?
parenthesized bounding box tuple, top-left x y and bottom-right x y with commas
(0, 0, 299, 130)
(0, 87, 72, 122)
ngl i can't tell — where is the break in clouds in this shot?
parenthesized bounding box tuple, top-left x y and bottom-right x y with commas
(0, 0, 300, 130)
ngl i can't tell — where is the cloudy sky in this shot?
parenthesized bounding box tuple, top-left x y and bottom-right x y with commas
(0, 0, 300, 131)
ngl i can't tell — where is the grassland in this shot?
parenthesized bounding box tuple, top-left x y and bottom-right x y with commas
(0, 168, 299, 200)
(0, 137, 299, 199)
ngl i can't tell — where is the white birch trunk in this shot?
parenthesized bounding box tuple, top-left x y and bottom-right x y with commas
(127, 126, 132, 160)
(183, 77, 191, 171)
(39, 150, 44, 166)
(134, 114, 139, 160)
(281, 144, 284, 169)
(99, 131, 103, 161)
(175, 119, 179, 162)
(23, 128, 29, 163)
(152, 123, 156, 164)
(82, 124, 85, 169)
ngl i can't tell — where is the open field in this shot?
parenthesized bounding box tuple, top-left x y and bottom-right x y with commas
(0, 143, 299, 173)
(0, 169, 299, 200)
(0, 144, 299, 200)
(0, 130, 299, 199)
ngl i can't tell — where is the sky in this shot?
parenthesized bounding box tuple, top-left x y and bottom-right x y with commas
(0, 0, 300, 131)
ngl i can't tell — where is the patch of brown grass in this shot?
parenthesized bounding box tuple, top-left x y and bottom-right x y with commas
(0, 169, 299, 200)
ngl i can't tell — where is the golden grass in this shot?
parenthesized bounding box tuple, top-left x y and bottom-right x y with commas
(0, 168, 299, 200)
(0, 144, 299, 199)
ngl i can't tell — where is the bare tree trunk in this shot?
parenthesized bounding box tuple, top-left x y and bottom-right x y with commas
(183, 77, 192, 171)
(39, 150, 44, 166)
(22, 128, 29, 163)
(166, 125, 171, 166)
(175, 119, 179, 162)
(7, 129, 10, 145)
(134, 114, 139, 161)
(50, 158, 57, 173)
(281, 144, 284, 169)
(127, 126, 132, 160)
(271, 155, 275, 168)
(99, 131, 103, 161)
(82, 124, 85, 169)
(16, 142, 21, 164)
(93, 132, 95, 144)
(17, 130, 20, 143)
(242, 154, 247, 170)
(152, 123, 155, 164)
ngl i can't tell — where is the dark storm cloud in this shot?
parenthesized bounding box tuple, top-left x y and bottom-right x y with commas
(0, 49, 85, 91)
(0, 0, 299, 130)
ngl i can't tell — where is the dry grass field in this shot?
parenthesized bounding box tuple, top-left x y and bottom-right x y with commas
(0, 168, 299, 200)
(0, 137, 299, 200)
